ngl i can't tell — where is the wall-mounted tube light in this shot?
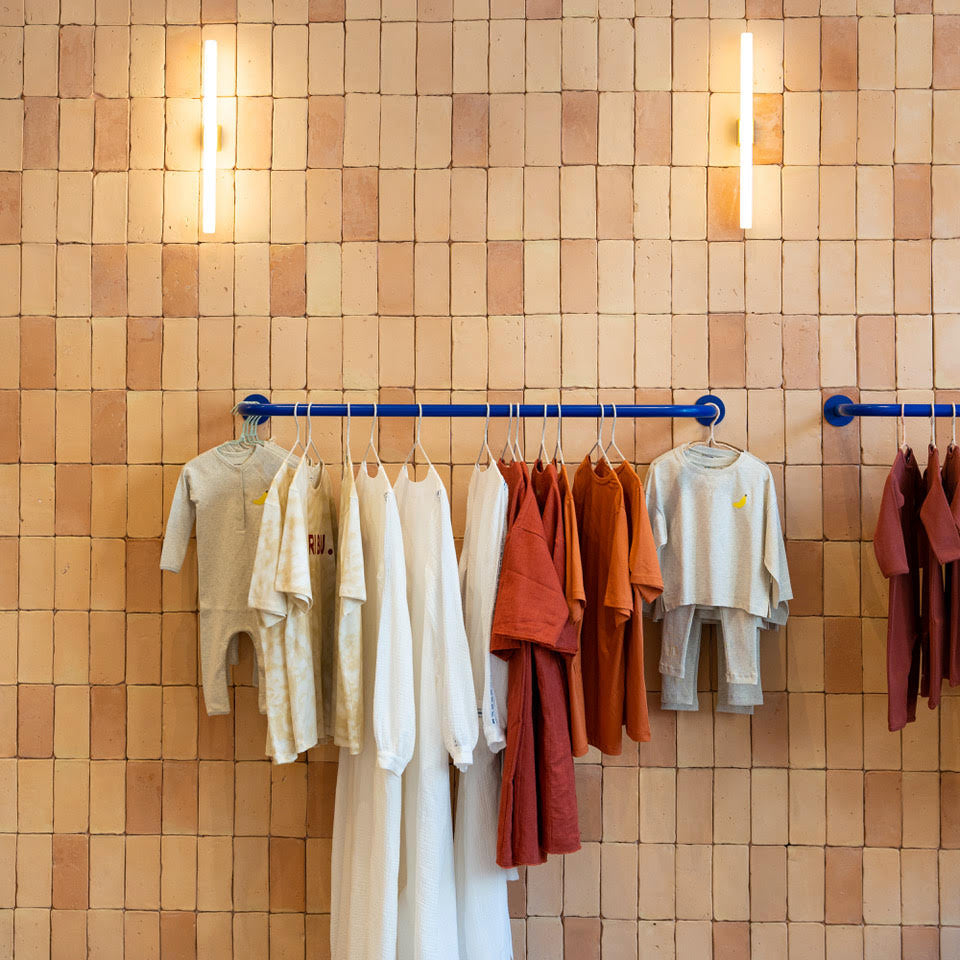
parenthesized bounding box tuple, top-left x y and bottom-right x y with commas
(201, 39, 218, 234)
(739, 31, 753, 230)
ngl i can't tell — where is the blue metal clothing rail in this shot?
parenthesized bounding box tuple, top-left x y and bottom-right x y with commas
(237, 393, 726, 426)
(824, 395, 960, 427)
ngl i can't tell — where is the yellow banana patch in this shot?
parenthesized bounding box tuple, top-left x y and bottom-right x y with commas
(733, 494, 747, 509)
(253, 490, 268, 505)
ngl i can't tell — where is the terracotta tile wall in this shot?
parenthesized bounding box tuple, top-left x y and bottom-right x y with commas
(1, 0, 960, 956)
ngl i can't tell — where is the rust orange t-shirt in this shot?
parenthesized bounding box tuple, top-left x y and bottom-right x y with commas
(615, 461, 663, 744)
(491, 460, 573, 867)
(528, 461, 580, 857)
(573, 456, 633, 755)
(557, 462, 588, 757)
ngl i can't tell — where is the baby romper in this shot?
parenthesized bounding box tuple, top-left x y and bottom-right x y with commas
(160, 441, 287, 716)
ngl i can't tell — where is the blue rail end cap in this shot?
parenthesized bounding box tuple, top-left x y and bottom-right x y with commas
(823, 394, 854, 427)
(695, 394, 725, 427)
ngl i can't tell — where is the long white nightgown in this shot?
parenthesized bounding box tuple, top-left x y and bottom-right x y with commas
(395, 465, 479, 960)
(330, 463, 416, 960)
(453, 463, 514, 960)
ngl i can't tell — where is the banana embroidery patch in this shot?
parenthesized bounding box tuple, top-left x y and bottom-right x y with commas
(733, 494, 748, 509)
(253, 490, 268, 505)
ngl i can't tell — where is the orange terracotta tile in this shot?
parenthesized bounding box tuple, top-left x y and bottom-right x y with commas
(162, 246, 199, 319)
(309, 0, 345, 18)
(821, 18, 858, 91)
(894, 164, 932, 240)
(824, 846, 862, 924)
(94, 99, 129, 171)
(712, 921, 749, 959)
(160, 912, 196, 960)
(934, 16, 960, 89)
(126, 540, 161, 613)
(754, 95, 784, 166)
(308, 97, 344, 168)
(270, 245, 307, 317)
(708, 314, 746, 388)
(342, 168, 378, 242)
(59, 26, 94, 98)
(22, 98, 60, 169)
(269, 837, 306, 911)
(20, 317, 56, 390)
(864, 770, 902, 847)
(562, 92, 598, 166)
(162, 761, 199, 835)
(90, 685, 126, 759)
(18, 684, 54, 758)
(782, 316, 820, 388)
(0, 173, 20, 244)
(635, 92, 671, 166)
(92, 245, 127, 318)
(487, 242, 523, 315)
(202, 0, 237, 20)
(306, 761, 337, 838)
(944, 772, 960, 848)
(52, 834, 89, 910)
(563, 918, 600, 960)
(126, 760, 162, 835)
(452, 94, 489, 167)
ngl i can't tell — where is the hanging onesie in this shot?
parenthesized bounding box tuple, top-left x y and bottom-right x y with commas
(643, 446, 792, 714)
(330, 462, 415, 960)
(277, 460, 339, 741)
(160, 441, 287, 716)
(395, 465, 479, 960)
(453, 462, 514, 960)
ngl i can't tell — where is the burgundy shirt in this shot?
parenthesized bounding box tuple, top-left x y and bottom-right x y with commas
(874, 448, 922, 730)
(918, 445, 960, 707)
(942, 445, 960, 686)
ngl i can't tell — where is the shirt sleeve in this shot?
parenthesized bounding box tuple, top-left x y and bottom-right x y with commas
(334, 475, 366, 755)
(491, 491, 570, 653)
(643, 463, 669, 552)
(373, 496, 416, 777)
(275, 473, 312, 610)
(628, 481, 664, 605)
(873, 471, 909, 578)
(248, 481, 288, 626)
(437, 494, 479, 772)
(160, 468, 195, 573)
(762, 470, 793, 624)
(602, 500, 634, 623)
(919, 479, 960, 565)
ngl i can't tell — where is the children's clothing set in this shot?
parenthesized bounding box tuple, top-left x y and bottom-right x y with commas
(644, 445, 792, 714)
(875, 444, 960, 732)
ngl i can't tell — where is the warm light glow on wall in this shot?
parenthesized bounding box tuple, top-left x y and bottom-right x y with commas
(201, 39, 218, 235)
(739, 31, 753, 230)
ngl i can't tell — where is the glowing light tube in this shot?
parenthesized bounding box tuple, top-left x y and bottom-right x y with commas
(739, 31, 753, 230)
(201, 39, 218, 234)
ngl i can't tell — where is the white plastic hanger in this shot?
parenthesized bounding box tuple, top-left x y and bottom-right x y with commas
(604, 402, 626, 464)
(683, 402, 742, 456)
(360, 402, 383, 471)
(304, 398, 325, 470)
(535, 404, 550, 465)
(553, 394, 565, 467)
(511, 403, 525, 463)
(586, 404, 612, 468)
(285, 402, 307, 464)
(401, 404, 434, 475)
(221, 402, 264, 451)
(500, 404, 516, 464)
(897, 402, 910, 455)
(474, 403, 494, 470)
